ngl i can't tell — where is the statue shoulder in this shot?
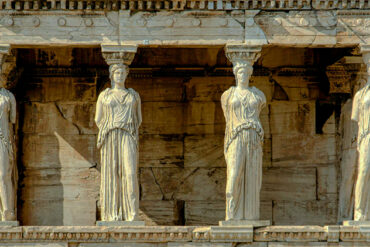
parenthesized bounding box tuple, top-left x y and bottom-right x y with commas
(221, 87, 234, 102)
(97, 88, 110, 101)
(251, 86, 264, 96)
(1, 88, 15, 101)
(128, 88, 141, 100)
(252, 86, 266, 99)
(251, 86, 266, 107)
(100, 88, 111, 95)
(353, 85, 370, 106)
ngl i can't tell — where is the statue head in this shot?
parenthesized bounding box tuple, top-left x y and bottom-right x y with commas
(109, 63, 129, 89)
(233, 61, 253, 88)
(361, 48, 370, 85)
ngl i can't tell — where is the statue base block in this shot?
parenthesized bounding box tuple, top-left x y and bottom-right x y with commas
(219, 220, 271, 227)
(343, 220, 370, 226)
(209, 226, 254, 242)
(0, 221, 19, 226)
(96, 221, 145, 226)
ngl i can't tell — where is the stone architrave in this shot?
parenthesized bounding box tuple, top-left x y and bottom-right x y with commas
(345, 44, 370, 226)
(96, 44, 144, 226)
(219, 44, 270, 227)
(0, 44, 18, 226)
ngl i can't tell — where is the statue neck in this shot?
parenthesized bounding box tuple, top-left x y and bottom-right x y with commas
(237, 84, 249, 90)
(113, 85, 126, 91)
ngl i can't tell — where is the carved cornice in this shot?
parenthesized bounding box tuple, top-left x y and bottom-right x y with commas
(0, 0, 369, 11)
(313, 0, 370, 9)
(0, 225, 367, 243)
(101, 44, 137, 66)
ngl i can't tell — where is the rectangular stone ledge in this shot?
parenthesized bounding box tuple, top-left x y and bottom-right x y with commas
(219, 220, 271, 227)
(209, 226, 254, 243)
(254, 226, 327, 242)
(1, 9, 370, 47)
(343, 221, 370, 226)
(96, 221, 145, 227)
(0, 244, 67, 247)
(0, 226, 366, 244)
(20, 226, 193, 243)
(0, 226, 22, 241)
(340, 226, 370, 242)
(0, 222, 19, 227)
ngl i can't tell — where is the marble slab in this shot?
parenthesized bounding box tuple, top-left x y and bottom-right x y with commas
(219, 220, 271, 227)
(0, 221, 19, 227)
(343, 220, 370, 226)
(96, 221, 145, 226)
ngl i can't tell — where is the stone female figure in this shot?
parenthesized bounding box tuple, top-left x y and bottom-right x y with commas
(221, 61, 266, 221)
(95, 64, 142, 222)
(0, 85, 16, 222)
(351, 79, 370, 222)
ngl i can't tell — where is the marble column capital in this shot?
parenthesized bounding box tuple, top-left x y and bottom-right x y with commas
(101, 44, 138, 66)
(224, 44, 262, 67)
(0, 44, 12, 72)
(359, 44, 370, 75)
(0, 44, 16, 88)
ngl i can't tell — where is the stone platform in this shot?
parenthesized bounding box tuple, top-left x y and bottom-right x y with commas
(343, 220, 370, 226)
(0, 221, 19, 227)
(219, 220, 271, 227)
(0, 225, 367, 246)
(96, 221, 145, 226)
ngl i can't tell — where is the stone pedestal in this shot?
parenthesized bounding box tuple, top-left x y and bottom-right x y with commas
(209, 226, 254, 242)
(343, 220, 370, 226)
(0, 221, 19, 226)
(96, 221, 145, 226)
(219, 220, 271, 227)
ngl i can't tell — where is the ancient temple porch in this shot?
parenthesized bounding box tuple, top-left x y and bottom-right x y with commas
(0, 46, 363, 246)
(0, 0, 369, 246)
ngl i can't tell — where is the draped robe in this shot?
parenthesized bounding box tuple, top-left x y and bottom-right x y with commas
(352, 83, 370, 221)
(96, 88, 142, 221)
(221, 86, 266, 220)
(0, 88, 16, 221)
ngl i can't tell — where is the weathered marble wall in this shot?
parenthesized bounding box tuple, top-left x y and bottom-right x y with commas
(17, 48, 101, 226)
(14, 47, 349, 226)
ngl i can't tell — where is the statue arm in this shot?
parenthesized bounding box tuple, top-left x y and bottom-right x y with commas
(351, 91, 360, 122)
(221, 89, 230, 120)
(137, 92, 142, 127)
(260, 90, 267, 110)
(9, 92, 16, 124)
(95, 91, 105, 128)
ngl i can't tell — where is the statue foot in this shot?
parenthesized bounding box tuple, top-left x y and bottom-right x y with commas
(3, 210, 16, 221)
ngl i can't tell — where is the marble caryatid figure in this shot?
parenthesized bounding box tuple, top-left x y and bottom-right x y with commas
(338, 98, 357, 222)
(351, 50, 370, 223)
(221, 49, 266, 223)
(0, 80, 16, 222)
(95, 63, 142, 223)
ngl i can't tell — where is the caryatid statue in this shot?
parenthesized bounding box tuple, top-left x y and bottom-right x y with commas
(220, 45, 269, 226)
(95, 45, 143, 225)
(350, 45, 370, 224)
(0, 45, 17, 224)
